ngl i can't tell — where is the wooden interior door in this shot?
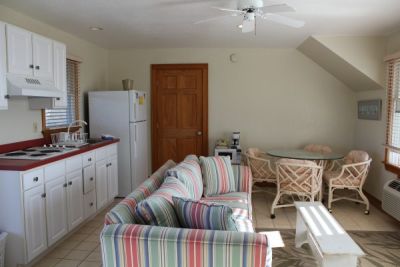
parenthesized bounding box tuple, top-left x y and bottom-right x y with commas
(152, 64, 208, 171)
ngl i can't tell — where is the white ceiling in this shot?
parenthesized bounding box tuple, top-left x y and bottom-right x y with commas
(1, 0, 400, 49)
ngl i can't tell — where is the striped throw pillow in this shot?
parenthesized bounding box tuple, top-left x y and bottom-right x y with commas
(200, 156, 236, 196)
(173, 196, 237, 231)
(166, 156, 203, 200)
(134, 177, 190, 227)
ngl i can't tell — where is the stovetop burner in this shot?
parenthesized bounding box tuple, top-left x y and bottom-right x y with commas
(5, 152, 27, 156)
(0, 145, 78, 160)
(30, 153, 47, 157)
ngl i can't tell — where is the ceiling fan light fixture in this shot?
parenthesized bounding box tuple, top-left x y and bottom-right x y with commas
(237, 24, 243, 29)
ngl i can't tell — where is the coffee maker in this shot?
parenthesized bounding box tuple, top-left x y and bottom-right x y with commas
(231, 131, 240, 149)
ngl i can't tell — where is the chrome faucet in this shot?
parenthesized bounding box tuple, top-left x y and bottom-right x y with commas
(67, 120, 88, 136)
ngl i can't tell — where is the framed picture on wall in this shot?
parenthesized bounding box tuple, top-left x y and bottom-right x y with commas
(358, 99, 382, 120)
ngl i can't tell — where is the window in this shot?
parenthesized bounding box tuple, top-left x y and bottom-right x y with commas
(42, 59, 80, 129)
(385, 58, 400, 172)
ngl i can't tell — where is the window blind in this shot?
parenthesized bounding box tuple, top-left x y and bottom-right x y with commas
(386, 59, 400, 166)
(44, 59, 80, 128)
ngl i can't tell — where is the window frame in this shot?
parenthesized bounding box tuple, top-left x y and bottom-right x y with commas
(384, 58, 400, 175)
(41, 58, 81, 140)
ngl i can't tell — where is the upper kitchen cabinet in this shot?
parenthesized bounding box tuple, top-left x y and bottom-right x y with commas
(5, 24, 33, 76)
(32, 34, 53, 80)
(0, 22, 7, 110)
(52, 41, 67, 108)
(6, 24, 53, 80)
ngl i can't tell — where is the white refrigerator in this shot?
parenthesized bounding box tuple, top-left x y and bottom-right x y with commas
(88, 90, 148, 197)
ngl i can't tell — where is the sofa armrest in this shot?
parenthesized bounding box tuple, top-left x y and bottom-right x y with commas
(232, 165, 253, 194)
(101, 224, 271, 267)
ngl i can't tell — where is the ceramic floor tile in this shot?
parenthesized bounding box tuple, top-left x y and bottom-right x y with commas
(64, 250, 91, 261)
(85, 251, 102, 262)
(54, 259, 81, 267)
(78, 261, 102, 267)
(75, 241, 99, 251)
(32, 258, 61, 267)
(85, 234, 100, 242)
(46, 248, 72, 259)
(58, 240, 81, 250)
(69, 234, 90, 242)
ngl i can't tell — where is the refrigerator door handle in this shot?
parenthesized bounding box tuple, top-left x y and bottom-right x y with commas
(134, 124, 137, 158)
(133, 103, 137, 121)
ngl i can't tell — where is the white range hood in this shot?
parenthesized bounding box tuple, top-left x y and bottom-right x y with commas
(7, 74, 63, 98)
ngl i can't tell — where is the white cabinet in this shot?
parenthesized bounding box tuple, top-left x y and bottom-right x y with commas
(24, 185, 47, 262)
(5, 24, 33, 76)
(84, 190, 96, 219)
(66, 170, 84, 231)
(52, 41, 67, 108)
(0, 22, 7, 110)
(95, 159, 108, 210)
(32, 34, 53, 80)
(107, 156, 118, 202)
(45, 176, 68, 246)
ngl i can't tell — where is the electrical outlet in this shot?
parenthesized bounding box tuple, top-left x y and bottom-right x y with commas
(33, 122, 38, 132)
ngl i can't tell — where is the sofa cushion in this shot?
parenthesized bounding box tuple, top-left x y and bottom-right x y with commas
(201, 192, 253, 232)
(200, 156, 236, 197)
(166, 155, 203, 200)
(173, 196, 237, 231)
(134, 177, 190, 227)
(105, 160, 176, 225)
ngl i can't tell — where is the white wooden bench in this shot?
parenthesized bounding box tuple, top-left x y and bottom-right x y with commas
(294, 202, 364, 267)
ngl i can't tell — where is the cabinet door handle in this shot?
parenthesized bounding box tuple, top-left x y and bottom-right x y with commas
(88, 158, 92, 162)
(90, 177, 94, 181)
(35, 66, 40, 70)
(63, 183, 68, 188)
(109, 163, 112, 167)
(29, 64, 34, 69)
(68, 181, 72, 186)
(41, 193, 46, 198)
(90, 202, 94, 207)
(33, 177, 39, 182)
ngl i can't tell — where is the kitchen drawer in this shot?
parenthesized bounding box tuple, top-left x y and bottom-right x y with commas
(107, 144, 117, 157)
(23, 168, 44, 191)
(84, 190, 96, 219)
(83, 165, 95, 194)
(95, 147, 107, 161)
(66, 155, 82, 173)
(44, 161, 65, 182)
(82, 151, 95, 167)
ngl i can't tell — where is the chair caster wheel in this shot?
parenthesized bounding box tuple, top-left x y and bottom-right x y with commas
(328, 209, 332, 213)
(270, 214, 275, 219)
(364, 210, 370, 215)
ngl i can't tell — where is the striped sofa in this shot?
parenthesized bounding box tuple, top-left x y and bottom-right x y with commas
(101, 159, 272, 267)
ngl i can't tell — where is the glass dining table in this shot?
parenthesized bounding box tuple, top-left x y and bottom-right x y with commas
(267, 149, 344, 161)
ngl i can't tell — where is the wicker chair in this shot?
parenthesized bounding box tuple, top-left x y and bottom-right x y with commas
(323, 150, 372, 214)
(304, 144, 334, 170)
(245, 148, 276, 192)
(270, 158, 323, 219)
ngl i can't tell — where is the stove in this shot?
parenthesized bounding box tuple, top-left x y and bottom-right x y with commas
(0, 146, 78, 160)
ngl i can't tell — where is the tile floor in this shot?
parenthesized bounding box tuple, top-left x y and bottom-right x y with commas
(33, 191, 400, 267)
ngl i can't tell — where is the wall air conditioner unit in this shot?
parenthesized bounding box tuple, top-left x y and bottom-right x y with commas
(382, 179, 400, 221)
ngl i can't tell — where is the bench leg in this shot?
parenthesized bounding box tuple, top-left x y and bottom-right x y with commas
(295, 211, 307, 248)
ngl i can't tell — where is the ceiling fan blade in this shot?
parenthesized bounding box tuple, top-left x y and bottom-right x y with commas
(260, 3, 296, 13)
(241, 19, 255, 33)
(262, 13, 305, 28)
(194, 14, 235, 24)
(211, 6, 245, 13)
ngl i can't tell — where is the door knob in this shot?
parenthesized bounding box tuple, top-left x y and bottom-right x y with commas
(197, 131, 202, 136)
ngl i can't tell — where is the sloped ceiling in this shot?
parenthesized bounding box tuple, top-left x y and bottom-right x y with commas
(298, 36, 385, 91)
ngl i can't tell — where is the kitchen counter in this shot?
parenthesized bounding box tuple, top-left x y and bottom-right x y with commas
(0, 139, 119, 171)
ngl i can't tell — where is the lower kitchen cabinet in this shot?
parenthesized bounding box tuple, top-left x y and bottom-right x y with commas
(0, 142, 118, 267)
(45, 176, 68, 246)
(107, 156, 118, 202)
(95, 159, 108, 210)
(66, 169, 84, 231)
(24, 185, 47, 262)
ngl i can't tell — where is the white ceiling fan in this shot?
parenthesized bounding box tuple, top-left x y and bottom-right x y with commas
(195, 0, 305, 34)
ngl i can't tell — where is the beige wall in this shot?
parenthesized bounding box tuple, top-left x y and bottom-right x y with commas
(316, 36, 387, 86)
(0, 5, 109, 144)
(354, 32, 400, 200)
(108, 48, 356, 159)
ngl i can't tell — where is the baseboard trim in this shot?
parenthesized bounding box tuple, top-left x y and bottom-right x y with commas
(365, 191, 400, 225)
